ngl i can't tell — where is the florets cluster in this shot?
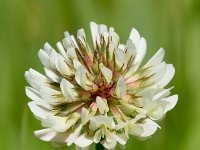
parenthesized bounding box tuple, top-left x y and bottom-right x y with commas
(25, 22, 178, 149)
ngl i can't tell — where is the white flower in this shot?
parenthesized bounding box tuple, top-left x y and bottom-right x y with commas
(25, 22, 178, 149)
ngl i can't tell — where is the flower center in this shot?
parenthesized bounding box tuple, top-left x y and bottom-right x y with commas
(91, 82, 114, 100)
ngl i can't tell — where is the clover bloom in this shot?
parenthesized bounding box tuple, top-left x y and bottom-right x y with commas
(25, 22, 178, 149)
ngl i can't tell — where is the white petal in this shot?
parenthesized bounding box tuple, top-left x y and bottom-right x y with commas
(77, 28, 86, 38)
(99, 63, 113, 84)
(156, 64, 175, 88)
(26, 87, 52, 110)
(49, 49, 59, 69)
(94, 129, 101, 143)
(108, 42, 115, 60)
(25, 68, 50, 90)
(118, 44, 125, 50)
(34, 128, 56, 141)
(67, 133, 79, 146)
(96, 96, 109, 114)
(146, 105, 165, 120)
(73, 59, 83, 70)
(153, 87, 173, 101)
(129, 28, 141, 48)
(109, 30, 119, 48)
(109, 27, 114, 32)
(62, 37, 72, 50)
(28, 101, 50, 120)
(147, 61, 167, 85)
(140, 119, 160, 137)
(104, 129, 115, 143)
(71, 35, 79, 48)
(64, 113, 80, 130)
(42, 113, 80, 133)
(75, 66, 92, 90)
(56, 55, 73, 76)
(114, 48, 127, 69)
(36, 128, 69, 143)
(41, 115, 68, 132)
(74, 133, 93, 148)
(125, 39, 136, 61)
(130, 114, 146, 123)
(60, 78, 78, 101)
(38, 49, 51, 68)
(64, 31, 70, 38)
(56, 42, 70, 63)
(108, 31, 119, 61)
(163, 95, 178, 113)
(81, 108, 89, 124)
(145, 48, 165, 68)
(99, 24, 108, 34)
(114, 133, 127, 145)
(134, 37, 147, 68)
(67, 47, 78, 60)
(102, 139, 117, 149)
(144, 89, 177, 120)
(77, 28, 86, 47)
(44, 68, 61, 83)
(43, 42, 52, 55)
(90, 22, 100, 48)
(115, 76, 126, 98)
(25, 86, 43, 102)
(99, 24, 109, 44)
(136, 88, 154, 106)
(128, 123, 144, 136)
(39, 86, 64, 105)
(89, 116, 113, 131)
(66, 125, 83, 146)
(28, 68, 48, 81)
(143, 89, 173, 120)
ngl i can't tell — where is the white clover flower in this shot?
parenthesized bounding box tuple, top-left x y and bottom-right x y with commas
(25, 22, 178, 149)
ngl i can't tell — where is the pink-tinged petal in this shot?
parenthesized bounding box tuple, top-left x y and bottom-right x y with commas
(125, 76, 140, 89)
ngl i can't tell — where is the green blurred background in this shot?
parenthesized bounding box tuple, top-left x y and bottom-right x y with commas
(0, 0, 200, 150)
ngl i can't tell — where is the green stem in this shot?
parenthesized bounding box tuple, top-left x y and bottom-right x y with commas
(96, 143, 104, 150)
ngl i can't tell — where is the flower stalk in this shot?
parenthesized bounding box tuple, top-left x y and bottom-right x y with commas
(96, 143, 104, 150)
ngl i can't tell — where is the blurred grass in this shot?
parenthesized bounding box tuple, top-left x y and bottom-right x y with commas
(0, 0, 200, 150)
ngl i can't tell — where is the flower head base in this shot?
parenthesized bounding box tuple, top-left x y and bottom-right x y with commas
(25, 22, 178, 149)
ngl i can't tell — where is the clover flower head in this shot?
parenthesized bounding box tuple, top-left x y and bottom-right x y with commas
(25, 22, 178, 149)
